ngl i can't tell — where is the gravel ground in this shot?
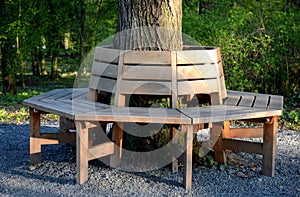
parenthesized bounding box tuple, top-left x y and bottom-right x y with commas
(0, 122, 299, 197)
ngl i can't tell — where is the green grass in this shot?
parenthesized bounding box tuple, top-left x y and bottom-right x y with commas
(0, 75, 75, 124)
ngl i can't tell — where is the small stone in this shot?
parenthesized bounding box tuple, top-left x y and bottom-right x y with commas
(236, 171, 248, 178)
(29, 165, 36, 171)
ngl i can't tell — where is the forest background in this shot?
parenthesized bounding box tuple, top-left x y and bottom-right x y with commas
(0, 0, 299, 130)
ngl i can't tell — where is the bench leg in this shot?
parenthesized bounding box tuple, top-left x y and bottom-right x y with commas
(212, 122, 226, 163)
(110, 123, 123, 168)
(76, 121, 89, 184)
(30, 108, 41, 165)
(183, 125, 193, 190)
(171, 126, 179, 173)
(262, 116, 278, 177)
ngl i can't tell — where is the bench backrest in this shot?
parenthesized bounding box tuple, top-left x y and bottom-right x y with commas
(88, 46, 227, 107)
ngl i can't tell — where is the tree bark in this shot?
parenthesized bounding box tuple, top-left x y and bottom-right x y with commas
(1, 41, 16, 95)
(38, 46, 47, 76)
(114, 0, 182, 51)
(31, 47, 40, 76)
(50, 49, 58, 80)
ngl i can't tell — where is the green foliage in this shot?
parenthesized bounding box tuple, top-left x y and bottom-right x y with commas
(282, 90, 300, 130)
(183, 0, 299, 97)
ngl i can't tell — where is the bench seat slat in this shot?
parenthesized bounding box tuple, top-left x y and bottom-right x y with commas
(179, 105, 282, 124)
(237, 95, 256, 107)
(75, 107, 191, 125)
(269, 95, 284, 110)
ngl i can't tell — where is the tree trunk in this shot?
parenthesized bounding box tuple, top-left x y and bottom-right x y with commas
(114, 0, 182, 51)
(38, 47, 47, 76)
(1, 41, 16, 95)
(50, 49, 58, 80)
(31, 47, 40, 76)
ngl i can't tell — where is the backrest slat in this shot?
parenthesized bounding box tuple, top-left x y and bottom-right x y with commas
(89, 46, 228, 107)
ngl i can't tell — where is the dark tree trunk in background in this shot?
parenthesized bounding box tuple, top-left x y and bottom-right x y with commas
(38, 46, 47, 75)
(50, 49, 58, 80)
(31, 47, 40, 76)
(114, 0, 182, 51)
(1, 41, 16, 95)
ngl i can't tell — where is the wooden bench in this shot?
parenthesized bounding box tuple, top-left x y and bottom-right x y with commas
(24, 46, 283, 190)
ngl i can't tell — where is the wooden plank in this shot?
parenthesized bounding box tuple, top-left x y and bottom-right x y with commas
(227, 90, 283, 110)
(24, 99, 83, 119)
(268, 95, 284, 110)
(120, 80, 171, 95)
(114, 52, 125, 106)
(222, 127, 263, 138)
(87, 88, 98, 101)
(177, 49, 218, 65)
(76, 121, 89, 184)
(178, 79, 219, 95)
(222, 139, 263, 154)
(262, 116, 278, 177)
(224, 95, 241, 106)
(183, 125, 193, 190)
(122, 65, 171, 80)
(74, 93, 110, 109)
(57, 89, 87, 101)
(94, 46, 119, 63)
(110, 123, 123, 168)
(211, 122, 226, 163)
(24, 89, 68, 105)
(179, 105, 282, 124)
(238, 95, 256, 107)
(75, 107, 191, 125)
(91, 62, 118, 78)
(218, 61, 227, 99)
(177, 64, 218, 80)
(39, 133, 76, 144)
(30, 108, 41, 165)
(88, 142, 114, 160)
(171, 51, 178, 108)
(253, 95, 270, 109)
(171, 126, 179, 173)
(89, 75, 117, 93)
(123, 51, 171, 65)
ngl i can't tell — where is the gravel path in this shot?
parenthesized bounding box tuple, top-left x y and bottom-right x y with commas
(0, 123, 299, 197)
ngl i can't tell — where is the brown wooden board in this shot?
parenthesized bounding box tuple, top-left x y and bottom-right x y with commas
(177, 49, 218, 64)
(269, 95, 284, 110)
(91, 62, 118, 78)
(123, 51, 171, 65)
(75, 107, 191, 125)
(122, 65, 172, 80)
(179, 105, 282, 124)
(178, 79, 219, 95)
(94, 46, 119, 64)
(177, 64, 218, 80)
(223, 95, 240, 106)
(120, 80, 171, 95)
(89, 75, 117, 93)
(238, 95, 256, 107)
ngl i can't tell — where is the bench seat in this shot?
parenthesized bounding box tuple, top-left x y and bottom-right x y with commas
(24, 87, 283, 190)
